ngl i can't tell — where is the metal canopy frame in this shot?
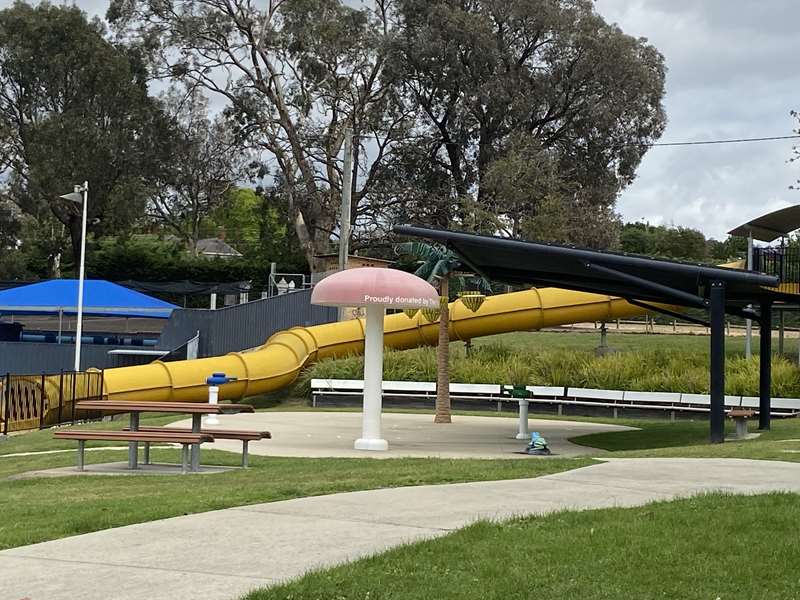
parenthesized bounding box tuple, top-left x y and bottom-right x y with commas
(728, 204, 800, 242)
(395, 226, 783, 442)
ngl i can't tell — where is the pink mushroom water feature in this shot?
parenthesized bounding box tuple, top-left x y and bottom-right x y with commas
(311, 267, 439, 451)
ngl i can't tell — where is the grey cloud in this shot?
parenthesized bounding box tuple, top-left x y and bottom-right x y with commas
(596, 0, 800, 239)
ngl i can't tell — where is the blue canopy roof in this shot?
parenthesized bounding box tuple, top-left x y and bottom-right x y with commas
(0, 280, 179, 318)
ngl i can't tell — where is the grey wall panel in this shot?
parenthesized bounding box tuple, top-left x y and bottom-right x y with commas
(0, 342, 131, 374)
(158, 289, 337, 357)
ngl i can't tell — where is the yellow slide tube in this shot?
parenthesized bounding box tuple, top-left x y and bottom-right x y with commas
(97, 287, 648, 403)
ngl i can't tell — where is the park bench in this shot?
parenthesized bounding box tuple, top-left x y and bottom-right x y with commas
(310, 379, 502, 407)
(727, 409, 756, 440)
(127, 426, 271, 467)
(53, 430, 214, 473)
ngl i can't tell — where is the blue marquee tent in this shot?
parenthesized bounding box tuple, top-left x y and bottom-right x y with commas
(0, 280, 179, 319)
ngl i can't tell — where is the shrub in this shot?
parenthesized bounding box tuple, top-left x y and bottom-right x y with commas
(295, 343, 800, 398)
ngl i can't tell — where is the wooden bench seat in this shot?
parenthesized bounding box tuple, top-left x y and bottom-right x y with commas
(125, 426, 271, 467)
(54, 430, 214, 473)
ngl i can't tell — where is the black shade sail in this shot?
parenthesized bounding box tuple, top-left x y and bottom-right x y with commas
(728, 205, 800, 242)
(394, 226, 782, 311)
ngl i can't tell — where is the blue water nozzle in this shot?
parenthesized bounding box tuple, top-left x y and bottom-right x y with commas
(206, 372, 238, 385)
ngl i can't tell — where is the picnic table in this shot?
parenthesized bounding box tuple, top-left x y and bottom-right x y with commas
(75, 400, 255, 471)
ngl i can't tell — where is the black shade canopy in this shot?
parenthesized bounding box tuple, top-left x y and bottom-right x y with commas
(728, 205, 800, 242)
(394, 226, 783, 310)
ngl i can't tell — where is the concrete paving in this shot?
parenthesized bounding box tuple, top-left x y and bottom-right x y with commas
(171, 411, 636, 459)
(2, 457, 800, 600)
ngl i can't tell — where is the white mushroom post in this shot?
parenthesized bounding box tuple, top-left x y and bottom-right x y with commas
(355, 303, 388, 451)
(310, 267, 439, 453)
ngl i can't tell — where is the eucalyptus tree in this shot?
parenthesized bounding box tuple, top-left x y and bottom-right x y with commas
(147, 88, 258, 253)
(0, 2, 176, 271)
(380, 0, 667, 241)
(108, 0, 412, 272)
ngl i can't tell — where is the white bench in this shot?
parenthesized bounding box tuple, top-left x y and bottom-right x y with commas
(310, 379, 800, 424)
(310, 379, 500, 407)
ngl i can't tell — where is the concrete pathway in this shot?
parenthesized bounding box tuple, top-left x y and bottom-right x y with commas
(172, 411, 636, 459)
(2, 458, 800, 600)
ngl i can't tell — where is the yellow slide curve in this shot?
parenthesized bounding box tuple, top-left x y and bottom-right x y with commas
(97, 288, 648, 404)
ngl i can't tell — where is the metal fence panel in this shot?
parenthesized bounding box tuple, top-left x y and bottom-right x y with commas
(0, 370, 104, 433)
(0, 342, 127, 375)
(158, 288, 337, 357)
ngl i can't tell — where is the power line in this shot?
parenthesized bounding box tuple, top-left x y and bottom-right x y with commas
(633, 135, 800, 147)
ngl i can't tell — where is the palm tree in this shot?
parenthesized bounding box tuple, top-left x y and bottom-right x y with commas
(395, 242, 488, 423)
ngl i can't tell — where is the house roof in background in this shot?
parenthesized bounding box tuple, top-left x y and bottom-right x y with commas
(196, 238, 242, 257)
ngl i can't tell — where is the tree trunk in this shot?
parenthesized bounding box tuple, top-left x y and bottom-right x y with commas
(434, 277, 451, 423)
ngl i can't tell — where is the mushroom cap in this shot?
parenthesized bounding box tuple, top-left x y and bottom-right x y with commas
(311, 267, 439, 309)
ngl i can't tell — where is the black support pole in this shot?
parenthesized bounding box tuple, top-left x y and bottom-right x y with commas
(759, 301, 773, 430)
(709, 281, 726, 444)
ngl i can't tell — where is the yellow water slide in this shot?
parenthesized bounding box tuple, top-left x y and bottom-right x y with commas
(96, 288, 648, 405)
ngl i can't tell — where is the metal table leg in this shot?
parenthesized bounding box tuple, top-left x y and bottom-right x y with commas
(128, 412, 139, 469)
(191, 413, 201, 472)
(78, 439, 85, 471)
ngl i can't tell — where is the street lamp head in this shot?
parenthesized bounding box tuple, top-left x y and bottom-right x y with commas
(59, 183, 88, 204)
(58, 191, 83, 203)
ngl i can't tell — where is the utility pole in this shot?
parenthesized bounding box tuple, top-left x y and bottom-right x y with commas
(338, 128, 354, 321)
(338, 128, 354, 273)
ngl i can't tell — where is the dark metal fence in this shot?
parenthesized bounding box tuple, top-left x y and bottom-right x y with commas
(753, 247, 800, 295)
(1, 370, 104, 434)
(157, 288, 337, 358)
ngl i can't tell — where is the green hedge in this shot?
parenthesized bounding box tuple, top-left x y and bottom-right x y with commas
(297, 343, 800, 398)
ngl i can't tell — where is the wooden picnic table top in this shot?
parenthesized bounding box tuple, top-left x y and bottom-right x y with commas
(75, 400, 255, 415)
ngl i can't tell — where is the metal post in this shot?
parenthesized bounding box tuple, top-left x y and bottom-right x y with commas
(242, 440, 249, 468)
(3, 373, 9, 436)
(709, 281, 726, 444)
(338, 128, 354, 321)
(58, 309, 63, 344)
(77, 439, 85, 471)
(70, 372, 77, 424)
(128, 412, 139, 469)
(338, 128, 354, 273)
(74, 181, 89, 372)
(57, 370, 64, 424)
(191, 413, 202, 471)
(745, 232, 753, 359)
(759, 302, 772, 431)
(39, 372, 46, 429)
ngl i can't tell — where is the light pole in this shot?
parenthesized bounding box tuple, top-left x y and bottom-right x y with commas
(59, 181, 89, 372)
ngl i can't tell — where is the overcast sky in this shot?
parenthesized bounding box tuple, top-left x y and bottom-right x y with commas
(594, 0, 799, 240)
(5, 0, 799, 240)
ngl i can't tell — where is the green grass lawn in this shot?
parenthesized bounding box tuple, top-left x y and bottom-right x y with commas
(0, 424, 589, 550)
(242, 492, 800, 600)
(570, 413, 800, 461)
(476, 329, 798, 356)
